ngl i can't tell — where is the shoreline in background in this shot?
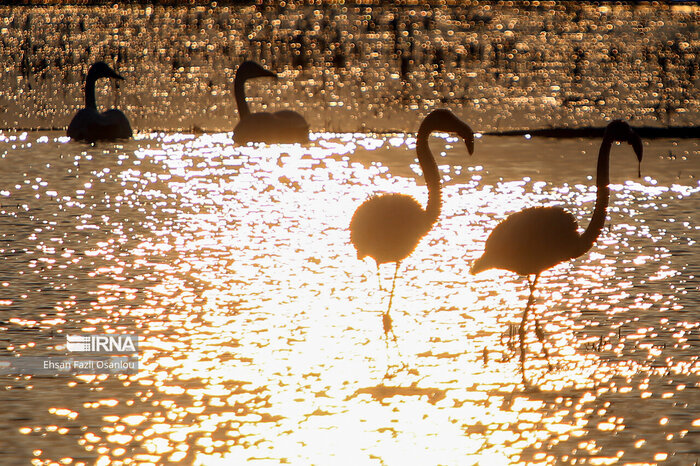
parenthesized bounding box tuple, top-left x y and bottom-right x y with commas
(2, 124, 698, 139)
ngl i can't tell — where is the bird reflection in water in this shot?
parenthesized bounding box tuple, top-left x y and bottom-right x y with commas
(350, 109, 474, 350)
(471, 120, 643, 387)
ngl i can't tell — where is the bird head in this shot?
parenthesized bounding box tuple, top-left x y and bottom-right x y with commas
(237, 61, 278, 81)
(605, 120, 643, 177)
(422, 109, 475, 155)
(87, 61, 125, 81)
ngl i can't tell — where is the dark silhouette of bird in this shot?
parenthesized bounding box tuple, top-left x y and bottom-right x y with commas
(471, 120, 643, 386)
(350, 109, 474, 340)
(232, 61, 309, 145)
(67, 61, 132, 142)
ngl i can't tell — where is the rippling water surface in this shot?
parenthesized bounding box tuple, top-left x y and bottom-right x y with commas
(0, 130, 698, 464)
(1, 2, 699, 464)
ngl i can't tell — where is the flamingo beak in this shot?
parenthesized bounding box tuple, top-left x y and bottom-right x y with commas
(629, 132, 643, 178)
(461, 125, 475, 155)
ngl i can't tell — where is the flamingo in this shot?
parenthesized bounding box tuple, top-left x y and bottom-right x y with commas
(470, 120, 643, 386)
(233, 61, 309, 145)
(67, 61, 132, 142)
(350, 109, 474, 340)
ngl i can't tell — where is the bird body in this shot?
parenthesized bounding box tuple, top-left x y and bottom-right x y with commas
(471, 206, 580, 276)
(471, 119, 644, 385)
(68, 108, 131, 142)
(233, 61, 309, 145)
(233, 111, 308, 145)
(67, 62, 132, 142)
(351, 193, 431, 266)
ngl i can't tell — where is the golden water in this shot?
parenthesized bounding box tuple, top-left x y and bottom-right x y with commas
(0, 131, 698, 464)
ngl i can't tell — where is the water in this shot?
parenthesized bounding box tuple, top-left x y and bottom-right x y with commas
(1, 2, 699, 465)
(0, 130, 697, 465)
(1, 3, 698, 133)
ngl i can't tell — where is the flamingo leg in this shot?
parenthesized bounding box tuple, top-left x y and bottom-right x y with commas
(383, 311, 394, 342)
(519, 274, 539, 386)
(500, 325, 516, 362)
(383, 262, 400, 343)
(527, 274, 553, 371)
(518, 304, 529, 385)
(535, 319, 553, 371)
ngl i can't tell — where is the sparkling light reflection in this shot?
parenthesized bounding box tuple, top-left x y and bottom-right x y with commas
(0, 131, 698, 464)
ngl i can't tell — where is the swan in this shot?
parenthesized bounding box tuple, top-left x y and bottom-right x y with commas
(470, 120, 643, 385)
(233, 61, 309, 145)
(67, 61, 132, 142)
(350, 109, 474, 340)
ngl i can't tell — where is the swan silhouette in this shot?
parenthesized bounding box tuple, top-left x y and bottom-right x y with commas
(470, 120, 643, 386)
(233, 61, 309, 145)
(67, 61, 132, 142)
(350, 109, 474, 340)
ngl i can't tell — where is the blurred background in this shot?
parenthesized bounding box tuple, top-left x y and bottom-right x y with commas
(0, 1, 698, 133)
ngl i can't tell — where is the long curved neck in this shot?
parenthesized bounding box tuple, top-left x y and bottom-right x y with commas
(234, 73, 251, 120)
(579, 134, 614, 253)
(85, 74, 98, 110)
(416, 126, 442, 226)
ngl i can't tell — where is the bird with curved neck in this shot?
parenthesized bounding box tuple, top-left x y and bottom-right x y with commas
(233, 61, 309, 145)
(350, 109, 475, 341)
(470, 120, 643, 386)
(67, 61, 132, 142)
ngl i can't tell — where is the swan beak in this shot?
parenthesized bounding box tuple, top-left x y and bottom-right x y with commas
(460, 125, 475, 155)
(629, 132, 643, 177)
(111, 71, 125, 81)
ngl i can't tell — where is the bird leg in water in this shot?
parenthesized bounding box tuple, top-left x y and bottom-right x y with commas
(383, 262, 401, 343)
(382, 310, 406, 375)
(535, 319, 554, 371)
(382, 265, 407, 373)
(518, 274, 539, 386)
(500, 324, 517, 362)
(386, 262, 400, 315)
(383, 311, 396, 343)
(518, 307, 530, 385)
(527, 274, 553, 371)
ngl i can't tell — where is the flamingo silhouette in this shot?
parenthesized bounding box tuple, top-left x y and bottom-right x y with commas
(350, 109, 474, 340)
(470, 120, 643, 386)
(67, 62, 132, 142)
(233, 61, 309, 145)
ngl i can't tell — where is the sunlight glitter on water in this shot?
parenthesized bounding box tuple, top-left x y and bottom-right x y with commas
(0, 131, 698, 464)
(1, 4, 698, 133)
